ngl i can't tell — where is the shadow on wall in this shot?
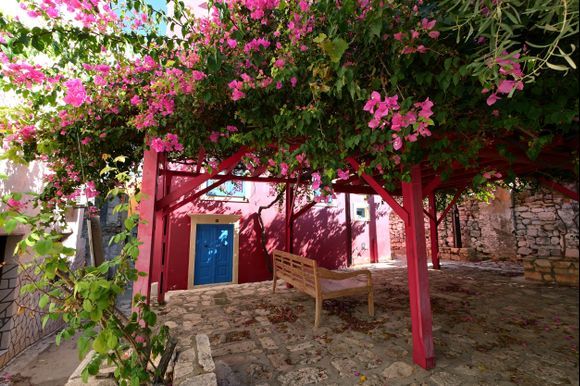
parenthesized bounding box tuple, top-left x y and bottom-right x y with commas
(262, 206, 367, 270)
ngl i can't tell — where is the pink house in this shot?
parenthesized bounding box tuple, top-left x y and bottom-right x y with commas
(151, 175, 393, 292)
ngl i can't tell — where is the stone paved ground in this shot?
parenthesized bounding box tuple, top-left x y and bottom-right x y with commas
(157, 261, 579, 386)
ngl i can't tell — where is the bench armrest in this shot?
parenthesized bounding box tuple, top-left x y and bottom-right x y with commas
(317, 267, 372, 282)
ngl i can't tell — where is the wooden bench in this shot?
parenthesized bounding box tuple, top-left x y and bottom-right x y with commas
(272, 249, 374, 327)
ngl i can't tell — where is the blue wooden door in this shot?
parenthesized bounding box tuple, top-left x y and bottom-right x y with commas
(194, 224, 234, 285)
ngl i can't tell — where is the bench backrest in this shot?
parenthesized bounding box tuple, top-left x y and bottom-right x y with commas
(273, 250, 318, 297)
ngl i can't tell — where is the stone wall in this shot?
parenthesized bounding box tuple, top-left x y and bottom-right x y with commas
(388, 185, 579, 286)
(514, 186, 579, 286)
(0, 237, 65, 368)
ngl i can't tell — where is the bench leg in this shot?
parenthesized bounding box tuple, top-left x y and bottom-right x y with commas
(272, 276, 277, 293)
(314, 296, 322, 328)
(368, 289, 375, 317)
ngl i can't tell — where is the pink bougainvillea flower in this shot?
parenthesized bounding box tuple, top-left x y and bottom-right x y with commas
(226, 125, 238, 132)
(428, 30, 440, 39)
(311, 172, 321, 190)
(415, 97, 434, 119)
(392, 135, 403, 151)
(226, 38, 237, 48)
(280, 162, 289, 176)
(84, 181, 98, 199)
(393, 32, 405, 41)
(290, 76, 297, 87)
(368, 116, 381, 129)
(421, 18, 436, 30)
(486, 93, 501, 106)
(130, 95, 141, 105)
(363, 91, 382, 113)
(337, 169, 350, 180)
(209, 131, 220, 143)
(192, 70, 207, 81)
(150, 138, 166, 152)
(63, 78, 87, 107)
(6, 198, 24, 211)
(19, 125, 35, 140)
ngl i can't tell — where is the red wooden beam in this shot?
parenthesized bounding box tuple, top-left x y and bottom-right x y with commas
(428, 192, 440, 270)
(402, 165, 436, 369)
(422, 175, 441, 198)
(538, 177, 579, 201)
(346, 157, 409, 223)
(133, 147, 162, 305)
(251, 164, 268, 177)
(333, 184, 378, 196)
(164, 176, 232, 214)
(156, 148, 248, 210)
(436, 184, 467, 225)
(423, 209, 435, 222)
(160, 169, 299, 184)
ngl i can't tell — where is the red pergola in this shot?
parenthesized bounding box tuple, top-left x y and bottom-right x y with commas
(133, 135, 578, 370)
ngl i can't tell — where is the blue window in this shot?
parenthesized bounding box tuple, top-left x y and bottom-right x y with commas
(206, 180, 247, 200)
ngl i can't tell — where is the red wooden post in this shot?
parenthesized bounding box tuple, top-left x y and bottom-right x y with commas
(428, 192, 440, 269)
(285, 183, 294, 253)
(402, 165, 436, 369)
(368, 195, 379, 264)
(133, 147, 161, 304)
(344, 193, 353, 266)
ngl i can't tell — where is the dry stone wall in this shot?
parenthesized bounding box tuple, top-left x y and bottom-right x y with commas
(388, 185, 579, 286)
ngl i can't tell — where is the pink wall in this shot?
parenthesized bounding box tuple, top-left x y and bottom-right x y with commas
(160, 177, 392, 291)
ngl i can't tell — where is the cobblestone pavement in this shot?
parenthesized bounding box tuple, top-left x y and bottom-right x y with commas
(157, 261, 579, 386)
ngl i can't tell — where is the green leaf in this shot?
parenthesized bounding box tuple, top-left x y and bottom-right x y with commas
(107, 332, 118, 349)
(39, 294, 50, 309)
(93, 332, 108, 354)
(321, 38, 349, 63)
(3, 219, 18, 234)
(370, 20, 382, 38)
(34, 239, 53, 256)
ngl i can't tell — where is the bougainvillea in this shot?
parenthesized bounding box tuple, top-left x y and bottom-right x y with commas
(0, 0, 578, 382)
(1, 0, 577, 202)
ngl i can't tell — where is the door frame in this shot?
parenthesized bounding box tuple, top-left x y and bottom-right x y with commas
(188, 214, 241, 289)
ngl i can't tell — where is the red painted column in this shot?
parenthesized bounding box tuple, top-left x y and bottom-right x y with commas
(428, 192, 440, 270)
(368, 195, 379, 264)
(133, 147, 161, 304)
(402, 165, 436, 369)
(285, 183, 294, 253)
(344, 193, 353, 266)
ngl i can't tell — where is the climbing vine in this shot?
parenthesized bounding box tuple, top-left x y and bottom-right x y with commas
(0, 0, 578, 383)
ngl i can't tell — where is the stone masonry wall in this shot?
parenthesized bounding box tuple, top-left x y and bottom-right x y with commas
(0, 239, 64, 368)
(514, 186, 579, 286)
(388, 185, 579, 286)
